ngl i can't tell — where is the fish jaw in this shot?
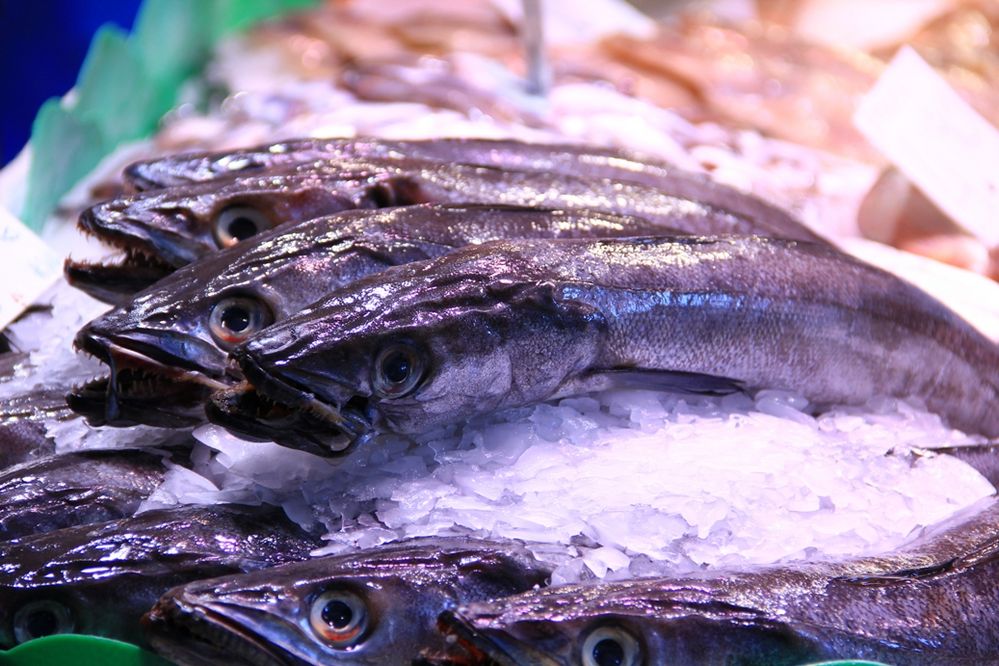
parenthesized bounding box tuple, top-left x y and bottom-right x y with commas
(206, 383, 360, 457)
(145, 593, 292, 666)
(69, 325, 230, 428)
(438, 610, 566, 666)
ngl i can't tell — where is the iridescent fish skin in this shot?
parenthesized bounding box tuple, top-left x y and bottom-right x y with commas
(0, 387, 63, 470)
(0, 449, 169, 541)
(229, 236, 999, 455)
(68, 156, 821, 304)
(144, 538, 553, 666)
(122, 137, 674, 191)
(68, 204, 679, 431)
(0, 504, 320, 650)
(440, 496, 999, 666)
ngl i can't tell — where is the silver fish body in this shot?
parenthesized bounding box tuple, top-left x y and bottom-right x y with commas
(440, 495, 999, 665)
(68, 157, 820, 304)
(231, 236, 999, 455)
(0, 449, 169, 541)
(122, 137, 683, 191)
(0, 504, 320, 649)
(69, 204, 680, 431)
(144, 537, 553, 666)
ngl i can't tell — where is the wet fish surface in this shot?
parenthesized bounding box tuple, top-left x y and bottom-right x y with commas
(69, 204, 682, 431)
(226, 236, 999, 455)
(0, 504, 320, 649)
(0, 449, 170, 541)
(123, 137, 685, 191)
(145, 537, 553, 666)
(67, 157, 821, 303)
(440, 495, 999, 665)
(0, 387, 64, 470)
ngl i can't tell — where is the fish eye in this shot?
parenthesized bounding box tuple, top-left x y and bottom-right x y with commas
(308, 590, 368, 648)
(13, 600, 75, 644)
(208, 296, 274, 348)
(581, 626, 641, 666)
(213, 206, 272, 247)
(372, 343, 425, 398)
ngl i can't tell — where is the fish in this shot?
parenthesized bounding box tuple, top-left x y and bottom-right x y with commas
(0, 387, 63, 470)
(143, 537, 553, 666)
(66, 157, 821, 304)
(0, 504, 320, 649)
(439, 494, 999, 665)
(68, 204, 683, 432)
(122, 137, 681, 191)
(224, 236, 999, 456)
(0, 448, 172, 541)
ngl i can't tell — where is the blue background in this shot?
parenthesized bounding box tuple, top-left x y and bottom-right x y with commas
(1, 0, 143, 166)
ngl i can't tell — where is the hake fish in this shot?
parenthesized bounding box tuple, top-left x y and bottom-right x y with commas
(123, 137, 682, 191)
(225, 236, 999, 455)
(0, 504, 320, 649)
(439, 495, 999, 665)
(144, 537, 553, 666)
(69, 204, 681, 431)
(67, 157, 821, 304)
(0, 449, 170, 541)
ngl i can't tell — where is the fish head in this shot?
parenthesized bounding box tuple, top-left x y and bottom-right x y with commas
(122, 140, 316, 190)
(438, 581, 823, 666)
(66, 170, 366, 304)
(145, 538, 546, 665)
(227, 242, 604, 450)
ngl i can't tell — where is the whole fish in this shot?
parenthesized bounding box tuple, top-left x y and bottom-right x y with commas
(144, 537, 553, 666)
(66, 157, 821, 304)
(69, 204, 682, 431)
(0, 504, 320, 649)
(224, 236, 999, 456)
(439, 495, 999, 665)
(0, 449, 171, 541)
(123, 137, 683, 191)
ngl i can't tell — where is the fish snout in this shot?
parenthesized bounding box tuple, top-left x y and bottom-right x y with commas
(438, 610, 564, 666)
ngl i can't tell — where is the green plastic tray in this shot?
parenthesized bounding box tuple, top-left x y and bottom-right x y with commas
(0, 635, 170, 666)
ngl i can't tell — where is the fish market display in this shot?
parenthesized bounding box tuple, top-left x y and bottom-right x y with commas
(223, 236, 999, 455)
(67, 152, 823, 304)
(441, 495, 999, 665)
(70, 204, 682, 429)
(5, 1, 999, 663)
(0, 449, 171, 540)
(145, 537, 553, 666)
(0, 504, 320, 649)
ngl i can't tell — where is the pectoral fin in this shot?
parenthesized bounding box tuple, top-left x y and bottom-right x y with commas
(596, 368, 745, 395)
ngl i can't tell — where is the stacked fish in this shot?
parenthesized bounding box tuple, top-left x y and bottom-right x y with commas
(2, 138, 999, 665)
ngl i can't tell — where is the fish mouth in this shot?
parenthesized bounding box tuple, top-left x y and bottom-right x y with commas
(216, 350, 375, 456)
(437, 611, 561, 666)
(64, 254, 175, 306)
(68, 329, 230, 428)
(144, 595, 291, 666)
(66, 206, 180, 304)
(206, 381, 363, 458)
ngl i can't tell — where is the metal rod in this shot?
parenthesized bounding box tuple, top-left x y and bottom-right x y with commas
(522, 0, 550, 96)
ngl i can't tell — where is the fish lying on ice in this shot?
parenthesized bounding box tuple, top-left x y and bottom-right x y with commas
(222, 236, 999, 455)
(0, 504, 320, 649)
(69, 204, 681, 432)
(66, 157, 822, 304)
(0, 387, 63, 469)
(439, 495, 999, 665)
(144, 537, 553, 666)
(0, 449, 172, 541)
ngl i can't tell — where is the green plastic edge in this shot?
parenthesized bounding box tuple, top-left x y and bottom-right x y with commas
(19, 0, 320, 232)
(0, 635, 170, 666)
